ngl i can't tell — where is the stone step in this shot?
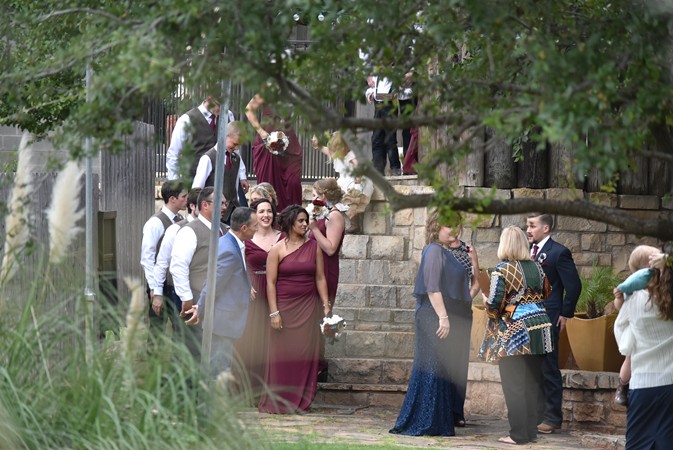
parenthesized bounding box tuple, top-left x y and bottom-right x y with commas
(334, 286, 415, 315)
(341, 234, 412, 262)
(315, 382, 407, 409)
(323, 356, 412, 385)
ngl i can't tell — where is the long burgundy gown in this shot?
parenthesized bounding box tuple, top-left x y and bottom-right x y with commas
(252, 105, 303, 211)
(310, 214, 344, 306)
(235, 237, 280, 401)
(309, 214, 345, 375)
(258, 240, 322, 414)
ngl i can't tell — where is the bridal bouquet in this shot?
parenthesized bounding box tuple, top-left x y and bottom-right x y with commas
(264, 131, 290, 156)
(319, 314, 347, 344)
(306, 198, 330, 221)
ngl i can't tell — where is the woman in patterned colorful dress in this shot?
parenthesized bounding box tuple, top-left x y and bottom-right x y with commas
(479, 226, 553, 445)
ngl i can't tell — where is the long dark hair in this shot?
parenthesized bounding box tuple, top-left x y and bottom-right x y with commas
(277, 204, 308, 235)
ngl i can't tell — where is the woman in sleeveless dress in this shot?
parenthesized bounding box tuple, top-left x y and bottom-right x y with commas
(258, 205, 331, 414)
(308, 178, 346, 379)
(245, 95, 302, 211)
(235, 198, 282, 402)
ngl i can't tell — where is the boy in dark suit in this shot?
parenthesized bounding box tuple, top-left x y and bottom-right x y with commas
(526, 214, 582, 434)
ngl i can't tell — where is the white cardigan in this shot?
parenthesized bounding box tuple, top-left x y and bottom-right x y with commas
(614, 289, 673, 389)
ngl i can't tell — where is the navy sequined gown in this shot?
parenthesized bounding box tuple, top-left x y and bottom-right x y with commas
(390, 242, 473, 436)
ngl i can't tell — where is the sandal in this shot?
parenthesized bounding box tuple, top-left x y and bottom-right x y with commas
(497, 436, 519, 445)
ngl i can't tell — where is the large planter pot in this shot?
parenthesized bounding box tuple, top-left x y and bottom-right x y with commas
(565, 312, 624, 372)
(470, 305, 489, 361)
(557, 325, 573, 369)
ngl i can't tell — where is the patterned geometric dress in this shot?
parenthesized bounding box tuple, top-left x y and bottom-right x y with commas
(479, 260, 553, 362)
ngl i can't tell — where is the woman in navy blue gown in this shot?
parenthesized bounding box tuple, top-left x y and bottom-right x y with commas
(390, 211, 480, 436)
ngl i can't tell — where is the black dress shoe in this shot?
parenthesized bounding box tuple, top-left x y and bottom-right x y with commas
(317, 369, 328, 383)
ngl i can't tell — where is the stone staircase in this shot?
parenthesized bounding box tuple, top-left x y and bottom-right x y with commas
(314, 182, 433, 408)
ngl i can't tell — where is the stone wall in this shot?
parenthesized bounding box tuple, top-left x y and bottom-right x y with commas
(313, 181, 664, 435)
(466, 363, 627, 434)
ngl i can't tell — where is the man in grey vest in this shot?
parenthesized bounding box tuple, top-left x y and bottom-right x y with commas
(166, 97, 233, 180)
(140, 180, 186, 303)
(192, 121, 243, 223)
(151, 188, 201, 336)
(169, 187, 227, 356)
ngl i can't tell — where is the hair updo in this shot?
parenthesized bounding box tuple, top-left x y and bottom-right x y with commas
(313, 178, 344, 204)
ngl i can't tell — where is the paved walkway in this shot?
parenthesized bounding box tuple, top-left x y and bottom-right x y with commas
(246, 405, 626, 449)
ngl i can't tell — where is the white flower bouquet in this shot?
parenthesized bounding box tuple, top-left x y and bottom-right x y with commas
(319, 314, 347, 344)
(264, 130, 290, 155)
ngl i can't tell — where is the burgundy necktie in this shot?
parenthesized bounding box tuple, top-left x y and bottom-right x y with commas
(209, 115, 216, 130)
(225, 151, 231, 171)
(173, 214, 182, 223)
(532, 244, 539, 260)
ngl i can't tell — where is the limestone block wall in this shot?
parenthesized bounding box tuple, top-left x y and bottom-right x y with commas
(466, 363, 627, 434)
(312, 181, 662, 433)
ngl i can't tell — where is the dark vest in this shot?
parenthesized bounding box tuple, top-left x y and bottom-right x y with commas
(152, 210, 175, 262)
(185, 107, 217, 176)
(164, 217, 190, 287)
(204, 148, 241, 211)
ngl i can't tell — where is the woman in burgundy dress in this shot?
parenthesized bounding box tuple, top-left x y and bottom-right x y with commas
(259, 205, 331, 414)
(245, 95, 303, 212)
(236, 198, 282, 402)
(307, 178, 346, 378)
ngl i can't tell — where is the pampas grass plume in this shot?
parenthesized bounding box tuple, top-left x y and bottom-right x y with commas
(47, 161, 84, 264)
(1, 132, 34, 284)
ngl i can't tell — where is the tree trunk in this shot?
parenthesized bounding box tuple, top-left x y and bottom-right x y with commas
(549, 142, 582, 188)
(517, 137, 548, 188)
(619, 155, 648, 195)
(459, 128, 485, 187)
(484, 128, 516, 188)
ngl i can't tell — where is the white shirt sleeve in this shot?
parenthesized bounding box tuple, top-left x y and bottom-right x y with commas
(166, 113, 192, 180)
(236, 149, 247, 183)
(140, 216, 165, 291)
(191, 154, 213, 189)
(169, 226, 197, 302)
(152, 223, 180, 296)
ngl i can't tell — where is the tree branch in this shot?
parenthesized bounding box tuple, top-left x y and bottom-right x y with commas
(39, 8, 131, 24)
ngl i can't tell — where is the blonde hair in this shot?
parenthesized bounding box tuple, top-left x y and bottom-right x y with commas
(249, 182, 277, 206)
(497, 226, 530, 261)
(628, 245, 660, 272)
(313, 178, 344, 204)
(327, 132, 350, 160)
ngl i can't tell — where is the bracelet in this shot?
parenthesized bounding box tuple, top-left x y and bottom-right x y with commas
(439, 315, 449, 320)
(269, 311, 280, 318)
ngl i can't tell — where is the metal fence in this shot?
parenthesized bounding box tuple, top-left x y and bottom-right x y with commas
(142, 40, 337, 183)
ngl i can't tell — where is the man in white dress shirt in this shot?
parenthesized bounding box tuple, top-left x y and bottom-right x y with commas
(150, 188, 201, 337)
(169, 187, 227, 320)
(365, 75, 402, 176)
(166, 97, 232, 180)
(140, 180, 187, 303)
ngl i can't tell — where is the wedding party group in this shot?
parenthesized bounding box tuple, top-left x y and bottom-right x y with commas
(141, 94, 362, 414)
(142, 93, 673, 449)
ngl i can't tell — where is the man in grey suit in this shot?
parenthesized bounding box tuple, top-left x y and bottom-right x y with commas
(189, 207, 258, 377)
